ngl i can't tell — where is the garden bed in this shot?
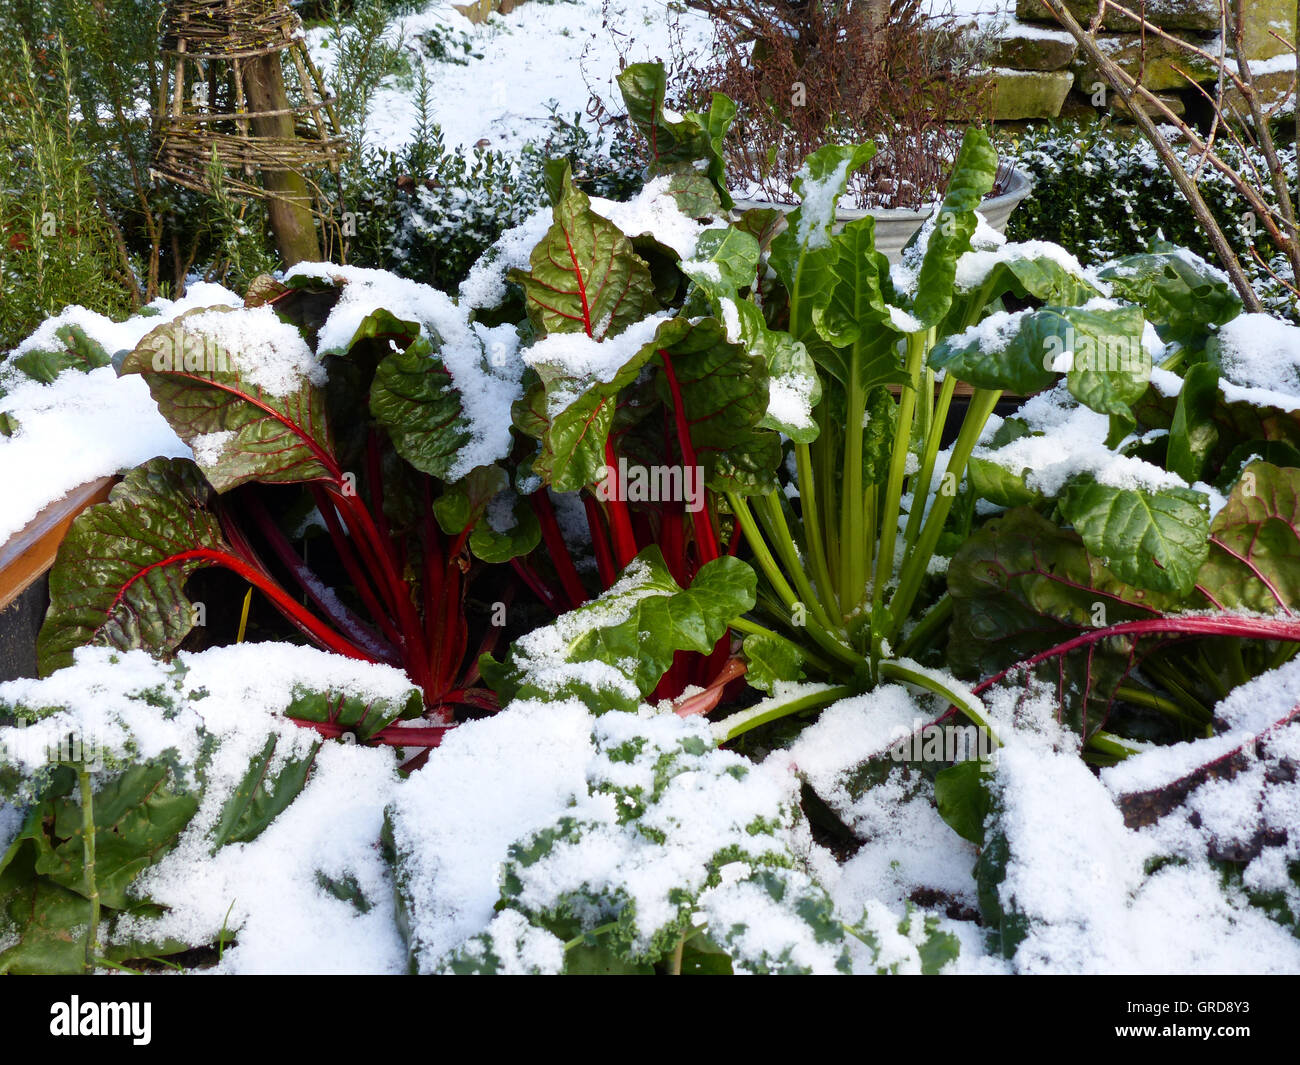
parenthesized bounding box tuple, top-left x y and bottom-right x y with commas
(1, 0, 1299, 980)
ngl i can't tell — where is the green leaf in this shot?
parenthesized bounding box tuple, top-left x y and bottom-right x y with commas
(680, 241, 822, 446)
(934, 760, 991, 845)
(1198, 461, 1300, 613)
(967, 457, 1043, 508)
(690, 226, 760, 290)
(40, 762, 199, 910)
(208, 734, 320, 850)
(652, 317, 783, 494)
(947, 507, 1174, 737)
(1061, 305, 1150, 423)
(654, 165, 725, 221)
(468, 491, 543, 564)
(960, 250, 1102, 310)
(321, 306, 421, 358)
(36, 458, 231, 676)
(617, 63, 722, 186)
(683, 92, 737, 210)
(370, 334, 473, 480)
(1098, 245, 1242, 350)
(479, 547, 756, 713)
(123, 309, 335, 492)
(1060, 475, 1210, 597)
(931, 305, 1146, 401)
(911, 128, 998, 328)
(769, 143, 877, 337)
(527, 317, 680, 491)
(814, 214, 892, 350)
(973, 817, 1030, 960)
(1167, 361, 1220, 484)
(10, 324, 112, 384)
(284, 683, 423, 743)
(742, 633, 806, 694)
(509, 162, 658, 341)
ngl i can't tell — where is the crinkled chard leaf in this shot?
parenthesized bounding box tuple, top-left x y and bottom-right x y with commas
(616, 63, 731, 202)
(1198, 461, 1300, 614)
(370, 334, 472, 481)
(37, 458, 231, 676)
(1167, 360, 1221, 484)
(1098, 244, 1242, 350)
(910, 128, 998, 328)
(1059, 474, 1210, 597)
(769, 142, 878, 337)
(10, 323, 112, 384)
(479, 546, 756, 712)
(509, 163, 658, 342)
(947, 507, 1175, 737)
(124, 308, 336, 492)
(283, 684, 423, 743)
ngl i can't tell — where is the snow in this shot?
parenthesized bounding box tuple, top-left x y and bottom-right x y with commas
(287, 263, 525, 479)
(1214, 313, 1300, 411)
(4, 283, 241, 367)
(973, 384, 1193, 497)
(0, 368, 189, 546)
(794, 157, 853, 250)
(522, 312, 669, 419)
(784, 684, 936, 816)
(983, 695, 1300, 974)
(459, 207, 552, 310)
(954, 239, 1094, 294)
(0, 284, 256, 545)
(0, 644, 420, 974)
(177, 305, 326, 397)
(590, 176, 721, 259)
(384, 697, 594, 971)
(308, 0, 716, 156)
(766, 369, 816, 433)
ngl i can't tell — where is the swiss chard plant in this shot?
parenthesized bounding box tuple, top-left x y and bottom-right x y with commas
(36, 273, 542, 744)
(479, 63, 1300, 769)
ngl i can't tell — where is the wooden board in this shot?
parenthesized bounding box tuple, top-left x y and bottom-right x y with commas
(0, 476, 116, 611)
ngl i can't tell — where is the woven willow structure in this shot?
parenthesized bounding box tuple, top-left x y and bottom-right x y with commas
(153, 0, 345, 202)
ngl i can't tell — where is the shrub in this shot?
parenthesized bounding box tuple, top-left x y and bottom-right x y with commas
(1005, 120, 1298, 319)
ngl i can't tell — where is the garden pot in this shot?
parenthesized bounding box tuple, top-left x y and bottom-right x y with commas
(732, 166, 1035, 264)
(0, 475, 116, 682)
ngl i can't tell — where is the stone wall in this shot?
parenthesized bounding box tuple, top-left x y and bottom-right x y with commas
(985, 0, 1296, 121)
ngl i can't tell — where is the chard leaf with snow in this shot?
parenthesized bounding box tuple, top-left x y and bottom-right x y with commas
(370, 333, 473, 481)
(1197, 461, 1300, 614)
(1098, 245, 1242, 351)
(479, 547, 755, 713)
(955, 247, 1102, 314)
(9, 323, 112, 385)
(509, 163, 658, 342)
(123, 307, 333, 493)
(768, 142, 878, 341)
(930, 305, 1146, 407)
(1059, 475, 1210, 597)
(908, 127, 998, 329)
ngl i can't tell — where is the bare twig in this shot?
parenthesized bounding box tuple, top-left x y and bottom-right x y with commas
(1038, 0, 1265, 311)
